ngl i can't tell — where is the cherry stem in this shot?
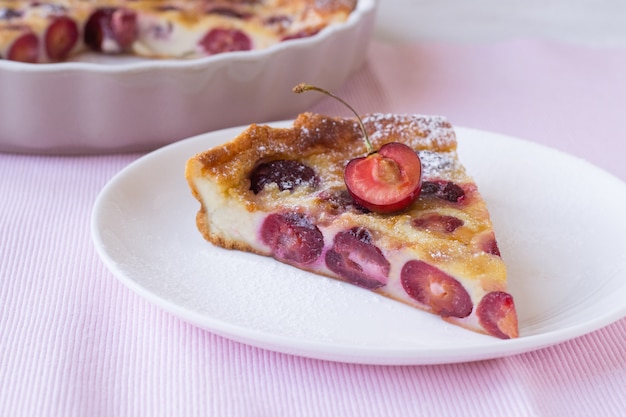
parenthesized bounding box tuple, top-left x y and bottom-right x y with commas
(292, 83, 373, 154)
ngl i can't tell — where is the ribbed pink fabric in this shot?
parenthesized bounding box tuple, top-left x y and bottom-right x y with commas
(1, 40, 625, 417)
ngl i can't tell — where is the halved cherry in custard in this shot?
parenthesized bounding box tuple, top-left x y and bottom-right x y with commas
(260, 212, 324, 265)
(249, 160, 318, 194)
(420, 180, 466, 203)
(325, 227, 390, 289)
(401, 260, 472, 318)
(293, 83, 422, 214)
(45, 16, 79, 61)
(477, 291, 518, 339)
(84, 8, 137, 52)
(7, 32, 39, 63)
(199, 28, 252, 55)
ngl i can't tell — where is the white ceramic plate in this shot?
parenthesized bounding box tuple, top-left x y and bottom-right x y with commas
(0, 0, 376, 154)
(91, 122, 626, 365)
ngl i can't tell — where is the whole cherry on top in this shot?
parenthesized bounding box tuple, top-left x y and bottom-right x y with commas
(292, 83, 423, 214)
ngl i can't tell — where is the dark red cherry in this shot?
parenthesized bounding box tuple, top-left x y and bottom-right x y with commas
(7, 32, 39, 63)
(199, 28, 252, 54)
(401, 260, 472, 318)
(45, 16, 79, 61)
(249, 160, 318, 194)
(260, 212, 323, 265)
(344, 142, 422, 213)
(84, 8, 137, 52)
(110, 8, 138, 49)
(325, 227, 390, 289)
(84, 9, 112, 51)
(421, 180, 465, 203)
(477, 291, 518, 339)
(292, 83, 423, 214)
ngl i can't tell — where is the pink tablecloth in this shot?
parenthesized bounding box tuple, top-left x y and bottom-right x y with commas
(1, 40, 625, 417)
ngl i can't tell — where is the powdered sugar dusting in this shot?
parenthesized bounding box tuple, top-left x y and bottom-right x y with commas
(418, 150, 460, 180)
(362, 113, 456, 152)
